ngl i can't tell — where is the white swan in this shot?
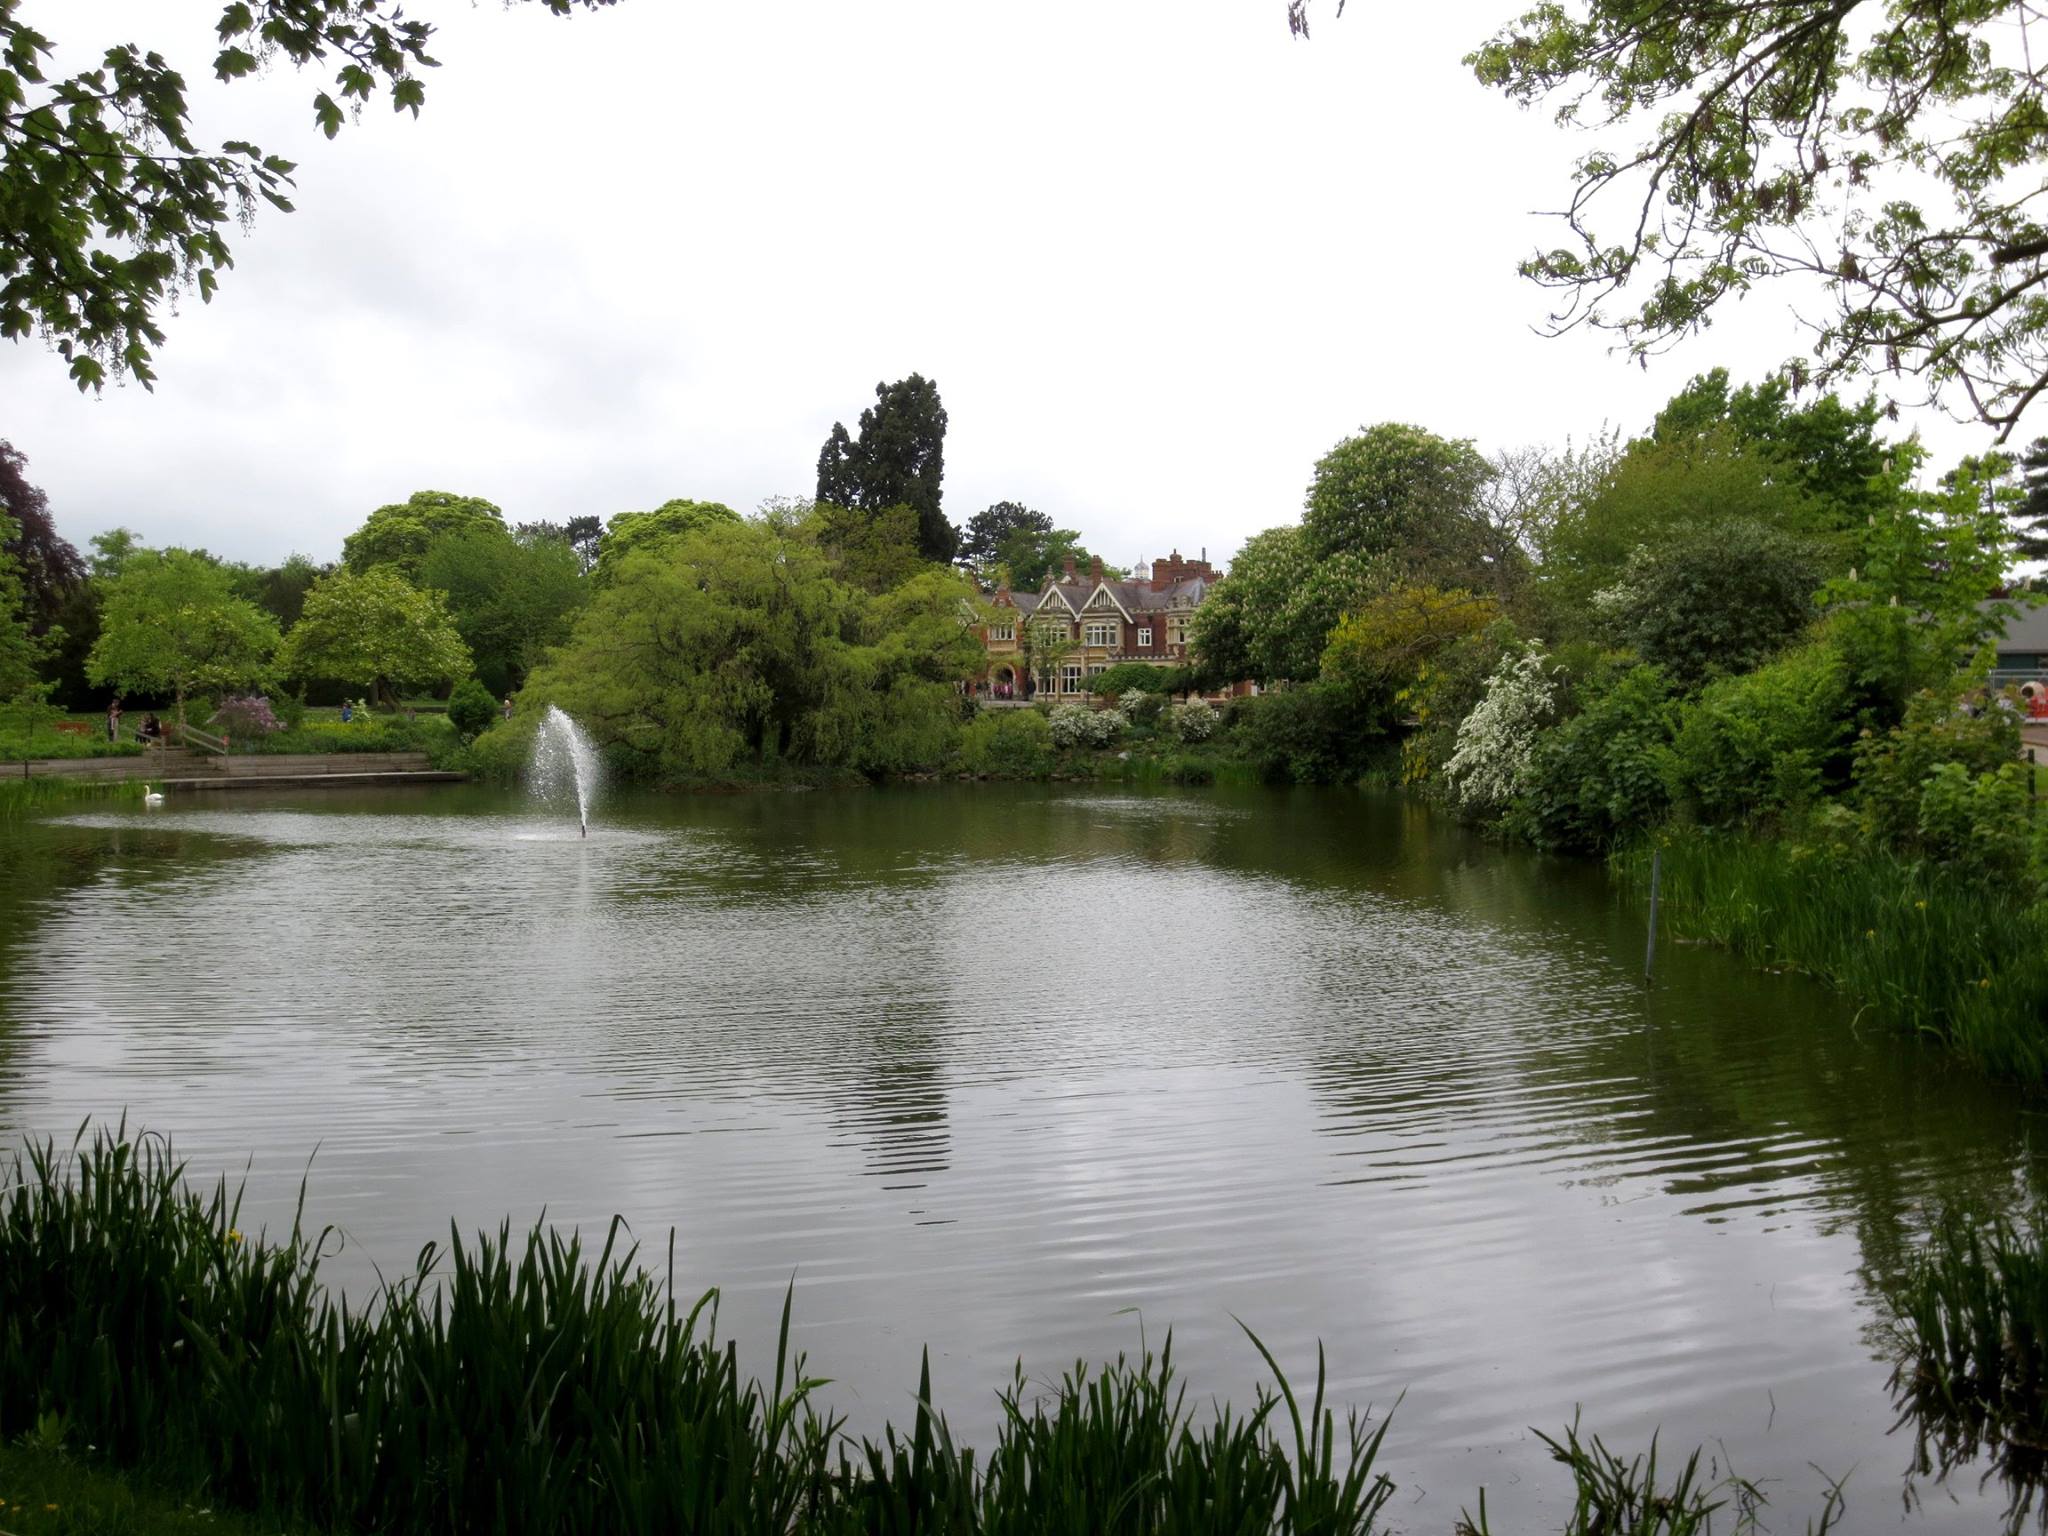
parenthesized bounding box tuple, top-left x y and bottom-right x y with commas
(142, 785, 164, 807)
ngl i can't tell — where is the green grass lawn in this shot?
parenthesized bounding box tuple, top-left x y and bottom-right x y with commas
(0, 1444, 298, 1536)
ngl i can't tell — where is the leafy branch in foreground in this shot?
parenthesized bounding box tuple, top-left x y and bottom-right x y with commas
(0, 0, 616, 391)
(1291, 0, 2048, 439)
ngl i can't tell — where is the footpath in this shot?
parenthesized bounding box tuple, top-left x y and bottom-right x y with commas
(7, 748, 465, 791)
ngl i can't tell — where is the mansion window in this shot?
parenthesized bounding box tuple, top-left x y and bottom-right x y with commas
(1085, 622, 1115, 647)
(1136, 627, 1152, 646)
(1088, 663, 1107, 676)
(1061, 664, 1084, 693)
(993, 623, 1014, 641)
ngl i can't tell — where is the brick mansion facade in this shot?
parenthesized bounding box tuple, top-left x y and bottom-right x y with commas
(976, 549, 1238, 699)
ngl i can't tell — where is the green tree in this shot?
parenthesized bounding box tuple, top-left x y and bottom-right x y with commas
(1, 0, 615, 392)
(815, 374, 956, 563)
(1597, 520, 1822, 690)
(997, 527, 1105, 590)
(594, 499, 741, 582)
(525, 518, 982, 778)
(1303, 423, 1500, 589)
(86, 548, 280, 724)
(1020, 614, 1076, 699)
(1452, 0, 2048, 436)
(275, 566, 470, 706)
(87, 528, 142, 582)
(2012, 438, 2048, 562)
(1319, 585, 1499, 725)
(960, 501, 1051, 573)
(228, 553, 327, 631)
(342, 491, 505, 578)
(1191, 525, 1376, 685)
(418, 527, 585, 695)
(446, 677, 500, 740)
(0, 509, 38, 701)
(813, 501, 924, 595)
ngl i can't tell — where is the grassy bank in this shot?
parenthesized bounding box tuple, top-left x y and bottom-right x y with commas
(0, 1443, 294, 1536)
(0, 1129, 1857, 1536)
(1614, 830, 2048, 1080)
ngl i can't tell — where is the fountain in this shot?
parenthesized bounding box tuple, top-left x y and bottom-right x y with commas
(530, 704, 601, 837)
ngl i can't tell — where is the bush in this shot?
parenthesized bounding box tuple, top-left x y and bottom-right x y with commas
(1851, 685, 2025, 853)
(1666, 637, 1851, 826)
(1442, 645, 1559, 813)
(274, 691, 308, 730)
(1086, 662, 1172, 697)
(1234, 682, 1384, 784)
(447, 678, 503, 740)
(1120, 689, 1165, 725)
(207, 695, 281, 739)
(1167, 698, 1217, 743)
(957, 709, 1055, 776)
(1915, 761, 2033, 885)
(1509, 663, 1679, 852)
(1047, 702, 1122, 749)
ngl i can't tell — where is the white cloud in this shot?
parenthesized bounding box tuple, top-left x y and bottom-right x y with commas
(0, 0, 2003, 567)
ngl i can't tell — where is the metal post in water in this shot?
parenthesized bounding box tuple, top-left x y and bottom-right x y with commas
(1644, 848, 1662, 986)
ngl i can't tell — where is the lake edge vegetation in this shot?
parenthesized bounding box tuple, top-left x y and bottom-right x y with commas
(0, 1126, 1860, 1536)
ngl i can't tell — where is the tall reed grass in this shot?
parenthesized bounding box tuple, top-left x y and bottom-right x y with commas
(0, 1128, 1399, 1535)
(0, 777, 145, 820)
(1614, 830, 2048, 1079)
(1886, 1207, 2048, 1523)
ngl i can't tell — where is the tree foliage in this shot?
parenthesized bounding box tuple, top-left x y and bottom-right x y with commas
(1456, 0, 2048, 437)
(342, 491, 505, 578)
(0, 0, 616, 391)
(275, 565, 470, 704)
(815, 374, 956, 563)
(0, 440, 82, 633)
(595, 499, 741, 582)
(959, 501, 1051, 572)
(1304, 422, 1501, 589)
(1320, 585, 1499, 724)
(1596, 520, 1821, 690)
(86, 548, 280, 721)
(526, 518, 983, 779)
(0, 508, 37, 700)
(418, 527, 586, 695)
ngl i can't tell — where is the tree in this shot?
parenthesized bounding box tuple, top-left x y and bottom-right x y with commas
(2012, 439, 2048, 562)
(1446, 0, 2048, 438)
(87, 528, 142, 582)
(517, 515, 604, 573)
(1191, 525, 1378, 685)
(524, 518, 983, 778)
(275, 566, 470, 706)
(994, 526, 1103, 590)
(1, 0, 617, 392)
(1647, 369, 1895, 533)
(0, 441, 83, 634)
(1303, 423, 1499, 590)
(87, 549, 280, 724)
(1319, 586, 1500, 725)
(342, 491, 505, 578)
(594, 499, 740, 582)
(813, 501, 923, 595)
(229, 553, 326, 631)
(1020, 615, 1076, 699)
(417, 527, 586, 695)
(960, 501, 1052, 572)
(1596, 521, 1822, 690)
(814, 374, 956, 563)
(0, 510, 39, 701)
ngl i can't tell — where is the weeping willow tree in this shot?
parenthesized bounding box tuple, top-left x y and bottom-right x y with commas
(524, 515, 986, 781)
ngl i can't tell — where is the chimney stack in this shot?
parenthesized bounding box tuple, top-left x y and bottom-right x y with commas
(1089, 555, 1103, 582)
(1061, 555, 1077, 583)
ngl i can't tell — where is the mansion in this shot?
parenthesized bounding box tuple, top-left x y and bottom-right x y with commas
(978, 549, 1234, 699)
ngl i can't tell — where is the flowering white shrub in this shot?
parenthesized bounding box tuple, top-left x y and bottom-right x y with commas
(1168, 698, 1217, 742)
(1443, 644, 1557, 812)
(1048, 703, 1092, 748)
(1080, 707, 1123, 747)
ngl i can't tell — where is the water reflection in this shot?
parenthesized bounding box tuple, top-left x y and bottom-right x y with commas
(0, 783, 2038, 1530)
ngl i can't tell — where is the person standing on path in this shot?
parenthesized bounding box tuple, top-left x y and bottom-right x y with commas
(106, 698, 122, 742)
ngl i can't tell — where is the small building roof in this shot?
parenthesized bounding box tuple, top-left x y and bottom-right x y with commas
(1992, 600, 2048, 652)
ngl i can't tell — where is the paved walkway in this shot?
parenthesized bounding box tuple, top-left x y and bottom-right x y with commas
(10, 750, 460, 784)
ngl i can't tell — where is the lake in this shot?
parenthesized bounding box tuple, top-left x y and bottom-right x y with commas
(0, 783, 2036, 1530)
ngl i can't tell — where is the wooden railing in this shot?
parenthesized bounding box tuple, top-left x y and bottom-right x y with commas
(173, 722, 229, 756)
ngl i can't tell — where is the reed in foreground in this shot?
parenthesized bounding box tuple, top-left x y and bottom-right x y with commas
(0, 1128, 1398, 1536)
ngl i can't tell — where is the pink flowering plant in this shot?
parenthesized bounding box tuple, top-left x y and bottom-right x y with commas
(208, 694, 281, 737)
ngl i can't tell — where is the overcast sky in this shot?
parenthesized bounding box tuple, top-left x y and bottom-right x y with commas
(1, 0, 2004, 570)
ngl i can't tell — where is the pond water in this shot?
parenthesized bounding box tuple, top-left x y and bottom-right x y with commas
(0, 783, 2040, 1530)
